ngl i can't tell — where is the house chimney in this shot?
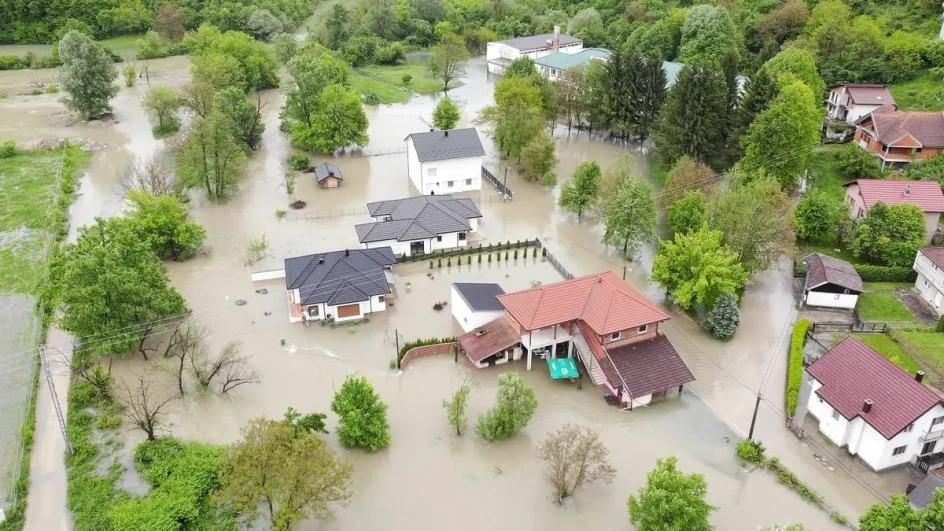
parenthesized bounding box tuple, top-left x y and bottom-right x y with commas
(345, 249, 350, 257)
(317, 257, 324, 265)
(905, 184, 912, 196)
(552, 25, 560, 53)
(863, 399, 873, 413)
(429, 128, 434, 132)
(917, 371, 926, 383)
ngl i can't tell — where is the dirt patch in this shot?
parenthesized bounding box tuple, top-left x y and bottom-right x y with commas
(894, 287, 937, 324)
(19, 137, 109, 151)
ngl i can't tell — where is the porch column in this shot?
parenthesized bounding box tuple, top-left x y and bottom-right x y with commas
(527, 331, 533, 371)
(567, 340, 573, 358)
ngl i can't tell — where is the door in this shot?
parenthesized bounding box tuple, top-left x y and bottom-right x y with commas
(410, 241, 425, 255)
(337, 304, 360, 318)
(935, 291, 943, 308)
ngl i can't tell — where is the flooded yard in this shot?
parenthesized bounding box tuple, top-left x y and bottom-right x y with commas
(1, 51, 892, 528)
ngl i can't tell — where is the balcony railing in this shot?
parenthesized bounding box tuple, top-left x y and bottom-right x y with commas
(922, 428, 944, 442)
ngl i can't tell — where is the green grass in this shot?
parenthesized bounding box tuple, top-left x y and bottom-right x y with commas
(359, 62, 447, 94)
(797, 242, 863, 265)
(863, 282, 913, 292)
(809, 144, 853, 205)
(852, 333, 923, 374)
(895, 330, 944, 370)
(857, 292, 916, 321)
(890, 72, 944, 112)
(350, 72, 411, 104)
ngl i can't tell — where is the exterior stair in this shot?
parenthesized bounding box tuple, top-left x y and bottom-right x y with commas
(572, 331, 605, 385)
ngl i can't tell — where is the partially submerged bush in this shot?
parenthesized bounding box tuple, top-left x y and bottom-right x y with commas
(0, 140, 16, 158)
(736, 439, 766, 464)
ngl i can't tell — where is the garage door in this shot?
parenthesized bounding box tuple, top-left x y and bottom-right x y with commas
(337, 304, 360, 318)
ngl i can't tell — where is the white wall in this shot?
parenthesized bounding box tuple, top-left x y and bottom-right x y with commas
(406, 137, 422, 192)
(807, 381, 852, 446)
(450, 286, 505, 332)
(805, 291, 859, 309)
(844, 184, 867, 219)
(363, 239, 415, 257)
(363, 231, 467, 257)
(325, 294, 388, 323)
(915, 271, 944, 317)
(420, 156, 482, 194)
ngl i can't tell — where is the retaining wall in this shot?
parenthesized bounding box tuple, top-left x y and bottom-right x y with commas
(400, 342, 456, 369)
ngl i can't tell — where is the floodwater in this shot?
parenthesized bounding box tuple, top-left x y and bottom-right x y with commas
(4, 52, 892, 529)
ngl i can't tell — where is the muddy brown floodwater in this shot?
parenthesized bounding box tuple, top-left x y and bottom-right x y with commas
(2, 53, 889, 529)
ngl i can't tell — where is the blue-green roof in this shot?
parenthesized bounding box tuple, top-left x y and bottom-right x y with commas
(535, 48, 611, 71)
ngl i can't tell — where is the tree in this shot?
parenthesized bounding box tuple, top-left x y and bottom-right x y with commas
(162, 319, 206, 395)
(182, 81, 216, 119)
(410, 0, 444, 23)
(519, 131, 557, 183)
(635, 58, 668, 139)
(668, 191, 705, 237)
(292, 85, 369, 153)
(177, 111, 247, 201)
(58, 31, 118, 119)
(727, 69, 779, 162)
(706, 177, 794, 274)
(651, 224, 748, 310)
(475, 373, 538, 442)
(442, 380, 472, 436)
(46, 218, 187, 357)
(189, 340, 260, 394)
(271, 33, 298, 64)
(215, 87, 265, 151)
(121, 153, 174, 196)
(677, 5, 739, 67)
(121, 370, 179, 441)
(189, 29, 280, 92)
(504, 56, 537, 78)
(760, 48, 825, 97)
(538, 424, 616, 504)
(758, 1, 808, 46)
(284, 49, 351, 129)
(836, 145, 881, 180)
(653, 65, 729, 168)
(126, 190, 206, 261)
(795, 192, 832, 241)
(331, 375, 390, 451)
(555, 65, 588, 131)
(559, 161, 602, 219)
(859, 494, 924, 531)
(153, 3, 185, 41)
(662, 156, 717, 206)
(218, 418, 353, 530)
(852, 202, 927, 267)
(602, 178, 657, 260)
(476, 76, 544, 162)
(705, 292, 740, 340)
(283, 407, 329, 436)
(596, 155, 633, 215)
(191, 52, 246, 93)
(142, 87, 181, 136)
(432, 96, 460, 130)
(247, 9, 283, 41)
(628, 457, 717, 531)
(428, 36, 469, 91)
(323, 4, 350, 49)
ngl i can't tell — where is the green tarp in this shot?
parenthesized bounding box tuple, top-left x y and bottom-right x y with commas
(547, 358, 578, 379)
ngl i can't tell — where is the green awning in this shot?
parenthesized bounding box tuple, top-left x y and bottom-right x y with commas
(548, 358, 578, 379)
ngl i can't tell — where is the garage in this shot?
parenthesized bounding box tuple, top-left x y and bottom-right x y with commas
(337, 304, 361, 319)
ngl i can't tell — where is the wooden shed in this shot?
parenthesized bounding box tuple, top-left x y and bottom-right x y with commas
(312, 162, 342, 189)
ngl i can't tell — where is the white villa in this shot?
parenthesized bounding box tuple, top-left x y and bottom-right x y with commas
(486, 26, 582, 75)
(405, 128, 485, 195)
(355, 195, 482, 257)
(914, 247, 944, 316)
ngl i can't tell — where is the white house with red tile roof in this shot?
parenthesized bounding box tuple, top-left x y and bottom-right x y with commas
(843, 179, 944, 242)
(457, 271, 695, 409)
(806, 337, 944, 471)
(914, 247, 944, 317)
(826, 84, 896, 124)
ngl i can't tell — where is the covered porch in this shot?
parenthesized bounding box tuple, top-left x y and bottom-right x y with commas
(521, 324, 574, 370)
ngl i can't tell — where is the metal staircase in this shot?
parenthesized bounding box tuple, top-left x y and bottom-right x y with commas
(572, 332, 604, 385)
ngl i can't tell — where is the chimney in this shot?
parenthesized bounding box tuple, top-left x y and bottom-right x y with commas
(444, 130, 449, 137)
(917, 371, 926, 383)
(863, 399, 873, 413)
(429, 128, 434, 132)
(905, 184, 912, 196)
(317, 257, 324, 265)
(552, 25, 560, 53)
(345, 249, 350, 257)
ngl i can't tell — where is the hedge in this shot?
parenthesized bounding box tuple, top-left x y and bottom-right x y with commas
(853, 264, 917, 282)
(786, 319, 812, 416)
(397, 336, 457, 361)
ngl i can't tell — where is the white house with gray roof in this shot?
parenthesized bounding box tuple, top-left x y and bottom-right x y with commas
(405, 128, 485, 194)
(283, 248, 396, 323)
(486, 26, 582, 75)
(355, 195, 482, 257)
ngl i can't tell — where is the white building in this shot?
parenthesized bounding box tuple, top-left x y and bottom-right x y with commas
(486, 27, 582, 75)
(914, 247, 944, 316)
(355, 195, 482, 257)
(806, 337, 944, 472)
(451, 283, 506, 333)
(826, 84, 896, 125)
(283, 248, 396, 324)
(800, 253, 863, 310)
(405, 128, 485, 195)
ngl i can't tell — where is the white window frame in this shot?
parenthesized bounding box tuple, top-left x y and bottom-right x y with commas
(458, 232, 466, 241)
(307, 305, 319, 317)
(638, 325, 648, 334)
(610, 332, 621, 341)
(831, 409, 841, 421)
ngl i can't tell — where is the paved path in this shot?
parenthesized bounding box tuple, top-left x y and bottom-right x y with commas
(23, 327, 73, 531)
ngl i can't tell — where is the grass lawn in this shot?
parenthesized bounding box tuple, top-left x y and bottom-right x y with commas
(896, 331, 944, 370)
(890, 73, 944, 112)
(350, 73, 411, 104)
(797, 241, 863, 265)
(359, 62, 447, 94)
(809, 144, 853, 205)
(0, 146, 89, 294)
(856, 292, 916, 321)
(852, 333, 923, 374)
(99, 33, 144, 50)
(863, 282, 913, 292)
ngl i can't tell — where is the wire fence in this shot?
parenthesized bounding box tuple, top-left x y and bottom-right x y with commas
(344, 146, 408, 158)
(481, 166, 514, 199)
(543, 247, 575, 280)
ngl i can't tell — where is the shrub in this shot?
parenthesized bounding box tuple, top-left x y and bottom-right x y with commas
(375, 42, 406, 65)
(288, 153, 309, 171)
(430, 260, 433, 269)
(437, 258, 442, 268)
(786, 319, 812, 416)
(532, 247, 537, 257)
(330, 375, 390, 451)
(45, 83, 59, 93)
(937, 315, 944, 332)
(705, 293, 740, 340)
(736, 439, 766, 464)
(542, 247, 547, 257)
(402, 74, 412, 85)
(513, 249, 518, 259)
(477, 254, 482, 263)
(853, 264, 917, 282)
(447, 257, 452, 267)
(488, 253, 492, 262)
(475, 373, 538, 442)
(362, 91, 380, 105)
(504, 251, 509, 261)
(0, 140, 16, 158)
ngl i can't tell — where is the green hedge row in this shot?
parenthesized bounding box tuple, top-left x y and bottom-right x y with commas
(853, 264, 917, 282)
(786, 319, 812, 417)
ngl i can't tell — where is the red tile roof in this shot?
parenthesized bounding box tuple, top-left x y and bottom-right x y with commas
(458, 315, 521, 363)
(602, 334, 695, 397)
(844, 85, 895, 106)
(844, 179, 944, 213)
(867, 109, 944, 148)
(496, 271, 669, 335)
(807, 337, 942, 439)
(921, 247, 944, 270)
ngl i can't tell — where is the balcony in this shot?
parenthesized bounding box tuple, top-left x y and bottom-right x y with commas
(922, 428, 944, 443)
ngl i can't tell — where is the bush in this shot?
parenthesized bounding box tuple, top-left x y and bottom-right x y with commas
(402, 74, 412, 85)
(853, 264, 917, 282)
(836, 145, 881, 180)
(375, 42, 406, 65)
(476, 373, 538, 442)
(0, 54, 26, 70)
(736, 439, 766, 464)
(331, 376, 390, 451)
(786, 319, 812, 416)
(362, 91, 380, 105)
(288, 153, 309, 171)
(705, 292, 740, 340)
(0, 140, 16, 158)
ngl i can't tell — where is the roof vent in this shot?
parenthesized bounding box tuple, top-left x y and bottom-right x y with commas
(429, 128, 434, 132)
(917, 371, 926, 383)
(317, 258, 324, 265)
(444, 130, 449, 137)
(345, 249, 350, 257)
(905, 184, 912, 196)
(863, 399, 873, 413)
(475, 328, 487, 336)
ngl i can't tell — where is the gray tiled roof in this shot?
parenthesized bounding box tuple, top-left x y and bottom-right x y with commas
(310, 162, 342, 182)
(496, 33, 582, 52)
(284, 248, 395, 306)
(357, 195, 483, 243)
(405, 128, 485, 162)
(453, 283, 506, 311)
(908, 473, 944, 508)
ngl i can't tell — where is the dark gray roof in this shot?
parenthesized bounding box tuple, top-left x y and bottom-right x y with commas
(405, 128, 485, 162)
(284, 248, 396, 306)
(496, 33, 582, 52)
(909, 473, 944, 508)
(310, 162, 342, 182)
(803, 253, 864, 293)
(357, 195, 482, 243)
(453, 283, 506, 311)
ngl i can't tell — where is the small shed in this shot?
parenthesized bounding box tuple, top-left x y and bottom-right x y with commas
(312, 162, 342, 189)
(801, 253, 864, 310)
(908, 470, 944, 509)
(451, 283, 506, 333)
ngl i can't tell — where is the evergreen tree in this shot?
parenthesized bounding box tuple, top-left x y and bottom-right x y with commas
(653, 65, 729, 168)
(633, 57, 668, 139)
(602, 49, 633, 137)
(705, 292, 740, 340)
(726, 69, 779, 163)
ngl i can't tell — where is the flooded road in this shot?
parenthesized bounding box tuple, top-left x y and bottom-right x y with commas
(5, 53, 886, 529)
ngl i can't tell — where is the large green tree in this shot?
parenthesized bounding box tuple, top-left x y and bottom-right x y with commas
(662, 156, 717, 206)
(559, 161, 602, 219)
(794, 191, 833, 242)
(476, 373, 538, 442)
(602, 178, 657, 259)
(668, 191, 706, 237)
(141, 87, 181, 136)
(126, 191, 206, 261)
(189, 28, 280, 92)
(677, 5, 739, 67)
(58, 30, 118, 119)
(477, 76, 544, 162)
(653, 65, 729, 168)
(651, 224, 748, 310)
(331, 375, 390, 451)
(760, 48, 825, 96)
(432, 96, 460, 130)
(291, 84, 369, 153)
(628, 457, 717, 531)
(46, 217, 187, 357)
(852, 202, 927, 267)
(428, 35, 468, 91)
(284, 46, 350, 128)
(519, 131, 557, 183)
(177, 111, 248, 201)
(727, 69, 779, 163)
(215, 87, 265, 151)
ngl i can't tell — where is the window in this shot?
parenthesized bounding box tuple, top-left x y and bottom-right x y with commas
(925, 279, 932, 288)
(377, 295, 385, 303)
(638, 325, 648, 334)
(611, 332, 621, 341)
(447, 180, 454, 188)
(916, 148, 923, 155)
(892, 446, 907, 456)
(427, 167, 437, 177)
(436, 235, 442, 242)
(923, 441, 937, 455)
(933, 416, 944, 426)
(458, 232, 466, 241)
(831, 409, 841, 421)
(466, 179, 472, 185)
(307, 306, 319, 317)
(905, 423, 915, 433)
(818, 397, 824, 404)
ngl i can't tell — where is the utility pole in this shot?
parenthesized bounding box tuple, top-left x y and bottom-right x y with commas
(748, 392, 763, 441)
(40, 345, 72, 455)
(394, 328, 401, 369)
(502, 166, 509, 201)
(622, 265, 627, 280)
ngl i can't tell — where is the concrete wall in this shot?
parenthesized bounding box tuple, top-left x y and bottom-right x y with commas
(406, 137, 422, 191)
(805, 291, 859, 309)
(450, 286, 505, 332)
(423, 156, 482, 194)
(400, 342, 456, 369)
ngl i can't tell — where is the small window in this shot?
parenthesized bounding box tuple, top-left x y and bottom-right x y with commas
(905, 423, 915, 433)
(892, 446, 907, 456)
(447, 180, 454, 188)
(923, 441, 937, 455)
(610, 332, 621, 341)
(833, 293, 841, 300)
(638, 325, 648, 334)
(377, 295, 385, 303)
(436, 235, 442, 242)
(458, 232, 467, 241)
(427, 167, 437, 177)
(818, 397, 824, 404)
(307, 306, 319, 317)
(831, 409, 841, 421)
(925, 280, 932, 288)
(932, 416, 944, 426)
(916, 148, 923, 154)
(466, 179, 472, 185)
